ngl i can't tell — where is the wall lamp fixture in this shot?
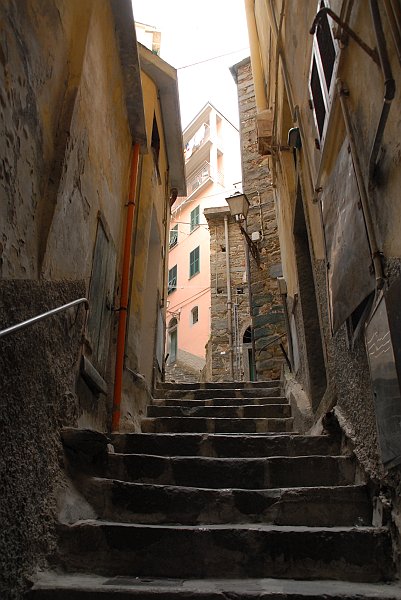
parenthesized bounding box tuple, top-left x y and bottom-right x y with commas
(225, 192, 261, 267)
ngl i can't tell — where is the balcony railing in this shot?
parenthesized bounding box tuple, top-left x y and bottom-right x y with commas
(186, 161, 224, 197)
(184, 123, 210, 162)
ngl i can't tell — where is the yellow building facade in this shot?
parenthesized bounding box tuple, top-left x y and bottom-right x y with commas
(246, 0, 401, 537)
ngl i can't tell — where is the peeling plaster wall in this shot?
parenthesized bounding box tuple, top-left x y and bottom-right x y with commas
(0, 280, 85, 599)
(0, 1, 138, 594)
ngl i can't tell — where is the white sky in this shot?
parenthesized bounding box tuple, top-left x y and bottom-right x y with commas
(131, 0, 250, 129)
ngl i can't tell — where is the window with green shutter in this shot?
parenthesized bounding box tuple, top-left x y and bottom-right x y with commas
(169, 225, 178, 248)
(168, 265, 177, 294)
(189, 246, 200, 277)
(190, 205, 200, 231)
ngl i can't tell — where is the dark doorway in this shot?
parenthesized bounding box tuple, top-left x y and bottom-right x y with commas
(293, 181, 327, 409)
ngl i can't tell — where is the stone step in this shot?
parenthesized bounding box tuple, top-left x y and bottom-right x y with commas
(158, 380, 281, 390)
(110, 433, 341, 457)
(153, 388, 282, 400)
(147, 404, 292, 419)
(28, 573, 401, 599)
(153, 396, 288, 407)
(29, 572, 401, 600)
(141, 417, 293, 434)
(106, 454, 356, 489)
(56, 521, 394, 582)
(84, 478, 372, 527)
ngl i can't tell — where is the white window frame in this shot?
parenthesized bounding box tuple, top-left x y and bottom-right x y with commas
(169, 224, 178, 248)
(308, 0, 340, 148)
(168, 264, 177, 294)
(191, 305, 199, 325)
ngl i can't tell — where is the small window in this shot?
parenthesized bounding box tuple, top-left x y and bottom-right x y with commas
(191, 306, 199, 325)
(190, 205, 200, 232)
(189, 246, 200, 277)
(168, 265, 177, 294)
(169, 225, 178, 248)
(151, 115, 160, 163)
(309, 0, 338, 144)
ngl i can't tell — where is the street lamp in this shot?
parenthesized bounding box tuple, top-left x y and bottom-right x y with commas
(225, 192, 260, 267)
(225, 191, 250, 221)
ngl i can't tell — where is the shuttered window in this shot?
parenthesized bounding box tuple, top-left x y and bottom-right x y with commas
(189, 246, 200, 277)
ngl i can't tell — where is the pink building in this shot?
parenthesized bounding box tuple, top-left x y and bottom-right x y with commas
(166, 102, 241, 376)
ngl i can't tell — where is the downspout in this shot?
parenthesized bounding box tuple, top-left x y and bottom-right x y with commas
(383, 0, 401, 66)
(244, 0, 268, 112)
(224, 215, 234, 379)
(112, 143, 140, 432)
(369, 0, 396, 187)
(244, 225, 258, 381)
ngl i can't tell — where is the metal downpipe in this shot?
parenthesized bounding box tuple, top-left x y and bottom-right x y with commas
(369, 0, 396, 186)
(112, 143, 140, 432)
(224, 215, 234, 380)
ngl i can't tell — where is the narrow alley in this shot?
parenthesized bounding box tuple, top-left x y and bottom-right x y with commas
(1, 1, 401, 599)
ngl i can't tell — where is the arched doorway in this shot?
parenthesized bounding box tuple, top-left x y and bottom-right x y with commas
(167, 318, 178, 365)
(242, 326, 255, 381)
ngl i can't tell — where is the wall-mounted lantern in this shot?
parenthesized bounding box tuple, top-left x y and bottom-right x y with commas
(225, 192, 260, 267)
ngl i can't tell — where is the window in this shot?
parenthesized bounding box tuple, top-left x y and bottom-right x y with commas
(169, 225, 178, 248)
(190, 205, 200, 231)
(309, 0, 338, 144)
(151, 114, 161, 183)
(189, 246, 200, 277)
(168, 265, 177, 294)
(191, 306, 199, 325)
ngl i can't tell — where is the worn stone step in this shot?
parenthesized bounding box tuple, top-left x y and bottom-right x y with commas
(106, 454, 356, 488)
(158, 380, 281, 390)
(57, 521, 394, 582)
(28, 572, 401, 599)
(147, 404, 292, 419)
(153, 388, 282, 400)
(141, 417, 293, 434)
(153, 396, 288, 407)
(84, 478, 372, 526)
(110, 433, 341, 457)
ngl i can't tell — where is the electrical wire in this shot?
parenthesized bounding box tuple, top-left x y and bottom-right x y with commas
(177, 47, 249, 70)
(167, 286, 211, 312)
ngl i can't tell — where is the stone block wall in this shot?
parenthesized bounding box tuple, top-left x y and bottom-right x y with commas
(204, 58, 287, 382)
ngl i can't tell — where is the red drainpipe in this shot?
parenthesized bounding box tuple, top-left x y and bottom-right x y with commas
(112, 143, 140, 432)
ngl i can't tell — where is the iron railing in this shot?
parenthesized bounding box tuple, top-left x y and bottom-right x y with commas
(0, 297, 89, 339)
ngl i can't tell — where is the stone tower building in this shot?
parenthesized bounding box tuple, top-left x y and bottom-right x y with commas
(204, 57, 287, 382)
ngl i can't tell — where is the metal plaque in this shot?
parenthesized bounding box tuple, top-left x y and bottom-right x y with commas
(366, 280, 401, 469)
(321, 139, 375, 333)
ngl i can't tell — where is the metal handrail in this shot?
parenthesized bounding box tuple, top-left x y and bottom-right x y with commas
(0, 297, 89, 339)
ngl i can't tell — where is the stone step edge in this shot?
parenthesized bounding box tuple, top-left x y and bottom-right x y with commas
(90, 477, 367, 493)
(28, 573, 401, 598)
(109, 452, 349, 461)
(63, 520, 384, 534)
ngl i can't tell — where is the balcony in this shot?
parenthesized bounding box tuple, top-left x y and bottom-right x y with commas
(186, 161, 224, 200)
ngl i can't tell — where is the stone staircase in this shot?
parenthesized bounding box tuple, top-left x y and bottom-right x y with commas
(29, 381, 401, 599)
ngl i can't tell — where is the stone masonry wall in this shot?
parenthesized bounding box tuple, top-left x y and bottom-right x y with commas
(0, 280, 85, 599)
(237, 59, 286, 381)
(205, 58, 287, 382)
